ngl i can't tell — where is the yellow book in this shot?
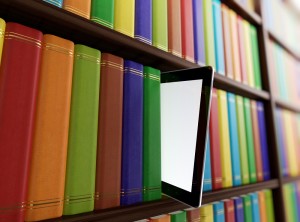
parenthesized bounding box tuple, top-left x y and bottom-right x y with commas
(247, 0, 255, 11)
(0, 18, 6, 66)
(217, 90, 233, 188)
(200, 204, 213, 222)
(114, 0, 135, 37)
(243, 20, 255, 88)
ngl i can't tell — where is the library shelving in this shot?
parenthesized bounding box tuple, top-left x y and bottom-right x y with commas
(0, 0, 299, 221)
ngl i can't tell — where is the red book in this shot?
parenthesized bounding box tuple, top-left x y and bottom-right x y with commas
(186, 208, 200, 222)
(224, 199, 235, 222)
(168, 0, 182, 57)
(0, 23, 42, 221)
(209, 88, 223, 190)
(237, 16, 248, 85)
(95, 54, 124, 209)
(181, 0, 195, 63)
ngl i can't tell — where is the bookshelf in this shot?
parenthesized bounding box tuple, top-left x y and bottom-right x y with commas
(0, 0, 299, 221)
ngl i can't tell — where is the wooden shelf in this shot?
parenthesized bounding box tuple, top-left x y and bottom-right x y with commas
(44, 180, 279, 222)
(275, 98, 300, 113)
(283, 176, 300, 185)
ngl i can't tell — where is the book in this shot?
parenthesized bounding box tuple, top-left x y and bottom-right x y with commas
(217, 90, 232, 188)
(243, 195, 253, 222)
(0, 22, 42, 222)
(121, 60, 144, 206)
(150, 215, 171, 222)
(43, 0, 63, 7)
(63, 45, 101, 215)
(167, 0, 182, 57)
(143, 66, 162, 201)
(213, 202, 225, 222)
(63, 0, 91, 19)
(234, 197, 245, 222)
(203, 134, 212, 192)
(236, 95, 250, 184)
(152, 0, 168, 51)
(256, 102, 271, 180)
(250, 193, 260, 222)
(250, 101, 263, 182)
(26, 34, 74, 221)
(243, 21, 255, 87)
(224, 199, 235, 222)
(169, 211, 187, 222)
(209, 89, 222, 190)
(95, 54, 124, 209)
(203, 0, 216, 67)
(237, 16, 248, 85)
(91, 0, 114, 29)
(243, 98, 257, 183)
(114, 0, 135, 37)
(200, 204, 214, 222)
(227, 93, 242, 186)
(274, 46, 288, 100)
(221, 4, 233, 78)
(212, 0, 225, 75)
(192, 0, 205, 65)
(186, 208, 200, 222)
(284, 184, 299, 222)
(135, 0, 152, 44)
(0, 18, 5, 65)
(258, 191, 267, 222)
(181, 0, 195, 63)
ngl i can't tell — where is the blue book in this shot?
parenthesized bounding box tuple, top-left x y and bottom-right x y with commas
(256, 102, 271, 180)
(234, 197, 245, 222)
(192, 0, 206, 65)
(213, 201, 225, 222)
(275, 109, 288, 177)
(121, 60, 144, 205)
(227, 93, 242, 186)
(135, 0, 152, 45)
(212, 0, 225, 75)
(203, 134, 212, 192)
(250, 193, 260, 222)
(43, 0, 63, 7)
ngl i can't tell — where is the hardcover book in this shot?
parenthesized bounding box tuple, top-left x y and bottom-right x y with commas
(224, 199, 235, 222)
(26, 34, 74, 221)
(135, 0, 152, 44)
(95, 54, 124, 209)
(143, 66, 162, 201)
(63, 0, 91, 19)
(243, 195, 253, 222)
(250, 25, 262, 89)
(258, 191, 267, 222)
(150, 215, 171, 222)
(0, 22, 42, 222)
(186, 208, 200, 222)
(114, 0, 135, 37)
(250, 193, 260, 222)
(169, 211, 186, 222)
(63, 45, 101, 215)
(43, 0, 63, 7)
(200, 204, 214, 222)
(203, 134, 212, 192)
(213, 202, 225, 222)
(121, 60, 144, 206)
(243, 21, 255, 87)
(234, 197, 245, 222)
(152, 0, 168, 51)
(237, 16, 248, 85)
(91, 0, 114, 29)
(0, 18, 5, 65)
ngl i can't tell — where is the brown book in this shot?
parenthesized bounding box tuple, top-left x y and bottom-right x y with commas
(63, 0, 91, 19)
(95, 53, 124, 210)
(150, 215, 171, 222)
(186, 208, 200, 222)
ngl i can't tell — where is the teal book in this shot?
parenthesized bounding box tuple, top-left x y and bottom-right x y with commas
(91, 0, 114, 29)
(250, 193, 260, 222)
(275, 45, 288, 100)
(213, 201, 225, 222)
(152, 0, 168, 51)
(43, 0, 63, 7)
(64, 45, 101, 215)
(243, 195, 253, 222)
(203, 134, 212, 192)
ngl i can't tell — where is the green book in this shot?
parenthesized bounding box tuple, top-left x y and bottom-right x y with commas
(250, 25, 262, 90)
(143, 66, 162, 201)
(243, 195, 253, 222)
(235, 96, 250, 184)
(203, 0, 216, 68)
(91, 0, 114, 29)
(152, 0, 168, 51)
(283, 184, 299, 222)
(264, 190, 275, 222)
(63, 45, 101, 215)
(243, 98, 257, 183)
(170, 211, 187, 222)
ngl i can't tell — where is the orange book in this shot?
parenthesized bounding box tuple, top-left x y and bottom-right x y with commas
(150, 215, 171, 222)
(258, 191, 268, 222)
(26, 35, 74, 221)
(63, 0, 91, 19)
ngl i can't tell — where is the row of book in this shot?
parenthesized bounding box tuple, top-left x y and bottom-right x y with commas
(137, 189, 275, 222)
(284, 182, 300, 222)
(275, 109, 300, 177)
(268, 40, 300, 104)
(0, 21, 162, 221)
(43, 0, 263, 90)
(203, 89, 270, 192)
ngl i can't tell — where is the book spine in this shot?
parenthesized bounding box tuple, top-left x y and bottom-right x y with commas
(181, 0, 195, 63)
(0, 18, 5, 65)
(200, 204, 214, 222)
(43, 0, 63, 7)
(212, 0, 225, 75)
(167, 0, 182, 57)
(121, 60, 144, 206)
(227, 93, 242, 186)
(192, 0, 205, 65)
(152, 0, 168, 51)
(143, 67, 162, 201)
(186, 208, 200, 222)
(250, 193, 260, 222)
(114, 0, 135, 37)
(237, 16, 248, 85)
(217, 90, 232, 188)
(258, 191, 268, 222)
(63, 45, 101, 215)
(203, 134, 212, 192)
(275, 46, 288, 100)
(234, 197, 245, 222)
(224, 200, 235, 222)
(243, 98, 257, 183)
(243, 195, 253, 222)
(243, 21, 255, 87)
(63, 0, 91, 19)
(213, 202, 225, 222)
(135, 0, 152, 45)
(209, 89, 223, 190)
(264, 190, 275, 222)
(170, 211, 186, 222)
(26, 34, 74, 221)
(91, 0, 114, 29)
(0, 22, 42, 222)
(95, 54, 124, 209)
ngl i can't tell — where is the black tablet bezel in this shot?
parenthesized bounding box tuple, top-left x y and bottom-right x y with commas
(161, 66, 214, 208)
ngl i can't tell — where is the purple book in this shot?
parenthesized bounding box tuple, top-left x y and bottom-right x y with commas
(192, 0, 206, 65)
(234, 197, 245, 222)
(135, 0, 152, 45)
(121, 60, 144, 205)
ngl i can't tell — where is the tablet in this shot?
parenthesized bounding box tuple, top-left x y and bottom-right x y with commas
(160, 66, 214, 207)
